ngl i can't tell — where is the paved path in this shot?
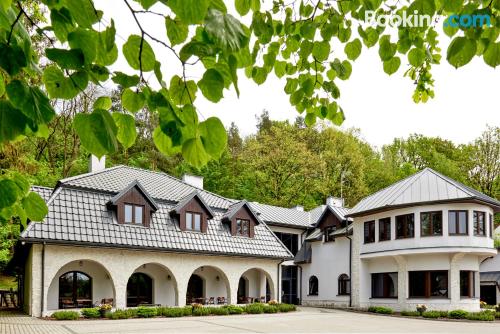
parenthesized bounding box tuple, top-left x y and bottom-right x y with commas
(1, 308, 499, 333)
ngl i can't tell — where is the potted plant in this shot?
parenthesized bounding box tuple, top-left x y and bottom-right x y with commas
(99, 303, 112, 317)
(416, 304, 427, 315)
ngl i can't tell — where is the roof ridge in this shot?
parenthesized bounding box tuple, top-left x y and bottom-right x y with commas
(31, 185, 53, 190)
(58, 165, 125, 184)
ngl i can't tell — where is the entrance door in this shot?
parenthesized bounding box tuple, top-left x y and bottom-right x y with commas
(186, 274, 204, 304)
(480, 285, 497, 305)
(237, 277, 247, 303)
(281, 265, 298, 304)
(127, 273, 153, 306)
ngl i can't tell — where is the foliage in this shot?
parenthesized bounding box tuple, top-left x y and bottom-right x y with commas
(0, 0, 499, 225)
(276, 303, 296, 312)
(422, 310, 447, 318)
(106, 308, 137, 319)
(157, 306, 190, 317)
(52, 310, 80, 320)
(367, 306, 393, 314)
(209, 307, 230, 315)
(136, 306, 157, 318)
(448, 310, 468, 319)
(263, 305, 278, 313)
(465, 311, 495, 321)
(400, 310, 420, 317)
(244, 303, 264, 314)
(192, 306, 211, 316)
(80, 308, 100, 319)
(222, 305, 244, 314)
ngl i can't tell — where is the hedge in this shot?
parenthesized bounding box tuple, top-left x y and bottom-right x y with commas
(465, 312, 495, 321)
(367, 306, 393, 314)
(136, 306, 157, 318)
(448, 310, 468, 319)
(400, 310, 420, 317)
(222, 305, 244, 314)
(52, 311, 80, 320)
(244, 303, 264, 314)
(81, 307, 100, 319)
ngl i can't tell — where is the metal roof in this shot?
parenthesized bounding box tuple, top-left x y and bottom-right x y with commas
(249, 202, 311, 228)
(31, 186, 53, 202)
(222, 200, 262, 224)
(348, 168, 500, 217)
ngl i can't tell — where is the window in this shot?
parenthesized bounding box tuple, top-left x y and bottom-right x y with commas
(409, 271, 448, 298)
(489, 214, 494, 238)
(236, 219, 250, 237)
(473, 211, 486, 236)
(448, 210, 468, 235)
(420, 211, 442, 236)
(186, 212, 202, 232)
(396, 213, 414, 239)
(127, 272, 153, 307)
(324, 226, 336, 242)
(364, 221, 375, 243)
(379, 217, 391, 241)
(460, 271, 475, 298)
(59, 271, 92, 309)
(309, 276, 318, 296)
(124, 204, 144, 225)
(274, 232, 298, 255)
(338, 274, 350, 295)
(371, 273, 398, 298)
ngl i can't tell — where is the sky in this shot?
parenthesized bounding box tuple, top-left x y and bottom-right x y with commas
(94, 0, 500, 149)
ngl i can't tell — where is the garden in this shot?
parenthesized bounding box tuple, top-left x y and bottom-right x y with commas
(49, 301, 297, 321)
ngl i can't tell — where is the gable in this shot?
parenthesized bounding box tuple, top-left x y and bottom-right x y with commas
(108, 182, 157, 227)
(317, 209, 344, 231)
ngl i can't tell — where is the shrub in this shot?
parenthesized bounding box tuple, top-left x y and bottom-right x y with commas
(157, 307, 184, 318)
(400, 310, 420, 317)
(107, 308, 138, 320)
(465, 312, 495, 321)
(448, 310, 468, 319)
(210, 307, 230, 315)
(268, 300, 278, 306)
(367, 306, 393, 314)
(245, 303, 264, 314)
(192, 307, 211, 316)
(52, 310, 80, 320)
(137, 306, 157, 318)
(422, 311, 445, 319)
(182, 306, 193, 316)
(277, 303, 296, 313)
(81, 307, 100, 319)
(222, 305, 244, 314)
(262, 305, 278, 313)
(495, 312, 500, 319)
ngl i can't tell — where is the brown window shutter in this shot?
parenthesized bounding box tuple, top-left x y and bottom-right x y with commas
(144, 210, 150, 227)
(230, 219, 236, 236)
(249, 222, 255, 238)
(179, 211, 186, 231)
(201, 214, 208, 233)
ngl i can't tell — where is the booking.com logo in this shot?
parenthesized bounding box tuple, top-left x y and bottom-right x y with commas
(365, 10, 492, 28)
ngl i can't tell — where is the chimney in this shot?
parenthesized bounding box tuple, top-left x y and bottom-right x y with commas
(182, 174, 203, 189)
(292, 205, 304, 211)
(89, 155, 106, 173)
(326, 196, 344, 207)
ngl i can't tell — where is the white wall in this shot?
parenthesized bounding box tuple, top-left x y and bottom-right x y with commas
(301, 237, 350, 307)
(192, 266, 229, 299)
(481, 252, 500, 272)
(133, 263, 176, 306)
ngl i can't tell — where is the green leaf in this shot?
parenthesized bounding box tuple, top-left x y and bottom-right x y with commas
(45, 48, 84, 70)
(182, 137, 211, 168)
(199, 117, 227, 158)
(0, 73, 4, 97)
(408, 0, 436, 17)
(140, 0, 157, 9)
(94, 96, 112, 110)
(210, 0, 227, 13)
(123, 35, 156, 72)
(447, 37, 477, 68)
(408, 48, 426, 67)
(169, 75, 197, 105)
(179, 41, 216, 62)
(198, 69, 224, 102)
(443, 0, 463, 12)
(168, 0, 209, 24)
(96, 24, 118, 66)
(153, 127, 181, 156)
(204, 9, 248, 52)
(165, 17, 189, 46)
(112, 113, 137, 149)
(22, 192, 48, 222)
(345, 39, 362, 61)
(361, 27, 379, 48)
(0, 43, 27, 76)
(43, 66, 87, 99)
(73, 109, 118, 158)
(312, 41, 330, 61)
(62, 0, 99, 28)
(6, 80, 55, 124)
(383, 57, 401, 75)
(483, 42, 500, 68)
(50, 8, 74, 43)
(0, 179, 19, 209)
(121, 89, 145, 113)
(228, 54, 240, 96)
(112, 72, 140, 88)
(304, 113, 316, 126)
(68, 28, 98, 64)
(0, 0, 12, 11)
(274, 60, 286, 78)
(0, 100, 29, 143)
(338, 26, 351, 43)
(378, 36, 396, 61)
(235, 0, 251, 16)
(251, 66, 268, 85)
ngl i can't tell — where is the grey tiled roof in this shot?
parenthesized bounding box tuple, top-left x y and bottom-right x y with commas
(249, 202, 312, 228)
(31, 186, 53, 202)
(59, 165, 235, 209)
(222, 200, 262, 224)
(172, 191, 215, 218)
(348, 168, 500, 217)
(21, 186, 292, 259)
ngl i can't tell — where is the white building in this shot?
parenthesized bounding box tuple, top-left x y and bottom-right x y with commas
(480, 225, 500, 305)
(347, 168, 499, 311)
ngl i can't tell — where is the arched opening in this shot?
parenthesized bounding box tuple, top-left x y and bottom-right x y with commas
(186, 266, 230, 305)
(238, 268, 275, 304)
(47, 260, 115, 311)
(58, 271, 92, 309)
(127, 263, 178, 306)
(338, 274, 350, 296)
(127, 272, 153, 306)
(309, 276, 318, 296)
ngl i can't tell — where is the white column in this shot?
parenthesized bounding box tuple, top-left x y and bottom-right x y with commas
(259, 272, 267, 300)
(393, 255, 407, 309)
(450, 253, 465, 308)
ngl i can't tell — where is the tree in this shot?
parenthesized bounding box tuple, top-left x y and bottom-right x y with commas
(0, 0, 499, 223)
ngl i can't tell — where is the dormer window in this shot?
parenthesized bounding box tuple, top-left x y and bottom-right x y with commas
(124, 204, 144, 225)
(236, 219, 250, 237)
(186, 212, 202, 232)
(108, 181, 158, 227)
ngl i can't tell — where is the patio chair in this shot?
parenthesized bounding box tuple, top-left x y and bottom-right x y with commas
(259, 296, 266, 303)
(217, 297, 226, 305)
(207, 297, 215, 305)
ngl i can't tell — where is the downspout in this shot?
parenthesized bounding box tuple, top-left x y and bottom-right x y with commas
(277, 259, 285, 303)
(41, 242, 46, 316)
(299, 228, 307, 305)
(345, 233, 352, 308)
